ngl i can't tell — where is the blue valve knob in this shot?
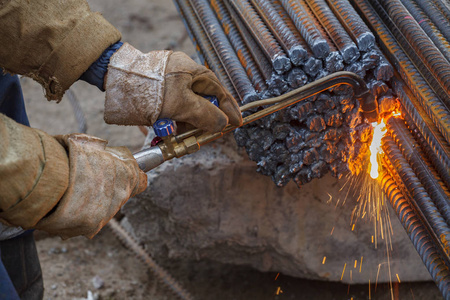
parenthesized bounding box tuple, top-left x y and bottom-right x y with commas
(203, 95, 219, 108)
(153, 118, 174, 137)
(153, 96, 218, 137)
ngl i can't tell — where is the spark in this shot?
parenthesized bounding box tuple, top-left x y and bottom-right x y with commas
(327, 193, 332, 204)
(322, 256, 327, 264)
(275, 287, 283, 295)
(396, 273, 401, 283)
(274, 273, 279, 281)
(352, 224, 355, 231)
(330, 227, 335, 236)
(360, 257, 363, 273)
(369, 120, 387, 179)
(341, 263, 347, 281)
(375, 264, 381, 291)
(354, 260, 357, 269)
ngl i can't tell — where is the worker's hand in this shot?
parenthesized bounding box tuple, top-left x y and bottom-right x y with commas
(103, 43, 242, 133)
(34, 134, 147, 239)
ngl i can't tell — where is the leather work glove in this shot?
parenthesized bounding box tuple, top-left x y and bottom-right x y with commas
(103, 43, 242, 133)
(34, 134, 147, 239)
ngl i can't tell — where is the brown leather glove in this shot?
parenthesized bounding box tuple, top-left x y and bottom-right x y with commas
(34, 134, 147, 239)
(104, 43, 242, 133)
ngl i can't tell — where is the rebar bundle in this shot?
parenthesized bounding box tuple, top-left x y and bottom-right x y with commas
(174, 0, 450, 297)
(175, 0, 395, 187)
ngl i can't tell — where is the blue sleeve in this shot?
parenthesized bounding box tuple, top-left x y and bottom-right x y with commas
(79, 41, 123, 91)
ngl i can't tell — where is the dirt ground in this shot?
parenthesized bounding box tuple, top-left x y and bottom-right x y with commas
(19, 0, 443, 299)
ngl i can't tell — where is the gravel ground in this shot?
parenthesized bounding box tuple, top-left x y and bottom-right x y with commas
(20, 0, 443, 299)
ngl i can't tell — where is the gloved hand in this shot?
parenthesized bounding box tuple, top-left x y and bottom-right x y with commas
(34, 134, 147, 239)
(103, 43, 242, 133)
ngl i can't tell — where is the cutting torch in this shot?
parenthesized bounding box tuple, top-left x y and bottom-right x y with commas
(133, 71, 377, 172)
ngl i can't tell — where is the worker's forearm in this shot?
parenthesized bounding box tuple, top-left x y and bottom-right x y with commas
(0, 0, 121, 101)
(0, 114, 69, 228)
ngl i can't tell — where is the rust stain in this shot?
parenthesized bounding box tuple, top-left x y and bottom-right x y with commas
(440, 234, 450, 256)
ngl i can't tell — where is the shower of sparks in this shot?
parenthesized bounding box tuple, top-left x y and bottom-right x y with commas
(321, 111, 402, 300)
(332, 152, 397, 299)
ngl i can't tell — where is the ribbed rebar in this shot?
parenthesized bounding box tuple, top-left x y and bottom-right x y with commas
(225, 1, 273, 82)
(187, 0, 258, 102)
(271, 1, 324, 77)
(281, 0, 330, 58)
(66, 89, 87, 134)
(174, 0, 238, 99)
(399, 0, 450, 63)
(350, 0, 450, 145)
(211, 0, 267, 92)
(108, 220, 194, 300)
(415, 0, 450, 44)
(392, 80, 450, 190)
(382, 135, 450, 261)
(296, 0, 344, 74)
(325, 0, 375, 51)
(230, 0, 291, 74)
(387, 117, 450, 226)
(251, 0, 308, 66)
(305, 0, 359, 63)
(380, 171, 450, 299)
(431, 0, 450, 23)
(272, 0, 311, 54)
(374, 0, 450, 108)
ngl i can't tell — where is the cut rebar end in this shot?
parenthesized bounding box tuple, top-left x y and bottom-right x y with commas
(289, 45, 308, 66)
(273, 55, 292, 74)
(356, 32, 376, 52)
(341, 44, 360, 64)
(311, 39, 330, 59)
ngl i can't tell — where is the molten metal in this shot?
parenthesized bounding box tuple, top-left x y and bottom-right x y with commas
(369, 120, 386, 179)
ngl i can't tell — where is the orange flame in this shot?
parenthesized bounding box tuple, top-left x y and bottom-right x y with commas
(369, 120, 387, 179)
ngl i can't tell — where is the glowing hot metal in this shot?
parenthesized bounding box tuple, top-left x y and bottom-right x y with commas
(369, 120, 387, 179)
